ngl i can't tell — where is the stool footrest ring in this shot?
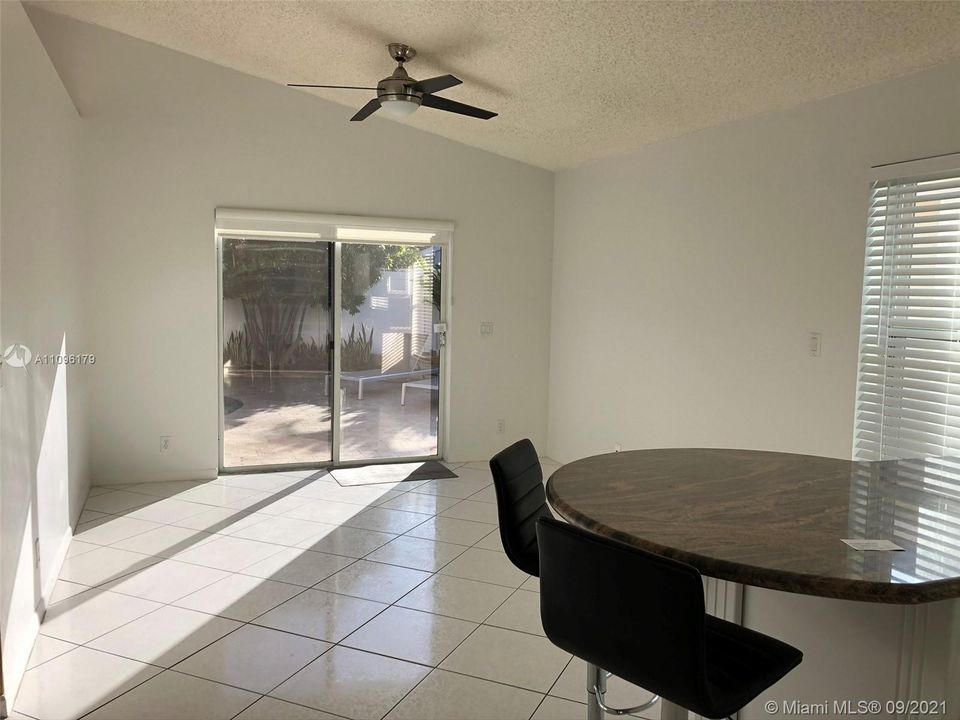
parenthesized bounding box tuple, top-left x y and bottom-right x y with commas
(592, 685, 660, 716)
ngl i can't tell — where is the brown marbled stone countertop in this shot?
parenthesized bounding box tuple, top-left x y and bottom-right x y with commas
(545, 449, 960, 604)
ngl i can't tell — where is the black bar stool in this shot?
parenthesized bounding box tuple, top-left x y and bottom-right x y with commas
(537, 517, 803, 720)
(489, 440, 660, 717)
(488, 438, 553, 576)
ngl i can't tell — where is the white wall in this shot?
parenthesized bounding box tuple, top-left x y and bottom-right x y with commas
(550, 60, 960, 464)
(28, 8, 554, 483)
(549, 60, 960, 718)
(0, 0, 89, 702)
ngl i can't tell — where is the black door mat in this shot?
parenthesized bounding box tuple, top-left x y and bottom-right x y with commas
(331, 461, 458, 487)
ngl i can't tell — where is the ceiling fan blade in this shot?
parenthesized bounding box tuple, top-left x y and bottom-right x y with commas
(351, 98, 382, 122)
(410, 74, 462, 95)
(288, 84, 377, 90)
(420, 94, 497, 119)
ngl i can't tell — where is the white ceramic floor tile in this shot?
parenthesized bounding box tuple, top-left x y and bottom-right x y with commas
(77, 509, 108, 524)
(485, 589, 544, 635)
(378, 491, 460, 514)
(271, 646, 429, 720)
(531, 695, 587, 720)
(110, 524, 216, 557)
(73, 516, 162, 546)
(405, 517, 496, 546)
(439, 548, 528, 588)
(65, 540, 101, 559)
(86, 486, 115, 498)
(26, 635, 76, 670)
(254, 492, 324, 516)
(440, 625, 570, 692)
(550, 657, 660, 715)
(331, 464, 429, 486)
(343, 605, 476, 666)
(239, 547, 354, 587)
(396, 574, 514, 622)
(174, 535, 286, 572)
(315, 559, 431, 604)
(235, 697, 343, 720)
(474, 528, 505, 551)
(120, 480, 204, 498)
(254, 588, 386, 642)
(466, 485, 497, 504)
(522, 576, 540, 592)
(40, 589, 162, 644)
(176, 483, 259, 506)
(214, 472, 303, 492)
(279, 469, 336, 481)
(342, 507, 432, 534)
(175, 624, 330, 693)
(232, 515, 332, 546)
(15, 646, 161, 720)
(48, 580, 91, 605)
(173, 573, 304, 621)
(283, 498, 367, 525)
(84, 669, 259, 720)
(126, 497, 214, 524)
(458, 462, 494, 472)
(171, 507, 267, 534)
(224, 488, 281, 511)
(439, 500, 499, 524)
(102, 559, 230, 603)
(385, 668, 543, 720)
(412, 477, 491, 499)
(365, 536, 466, 572)
(57, 546, 160, 588)
(83, 490, 155, 514)
(88, 605, 241, 667)
(296, 524, 396, 557)
(293, 483, 404, 507)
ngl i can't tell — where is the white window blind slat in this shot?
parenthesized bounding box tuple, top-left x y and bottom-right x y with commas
(854, 169, 960, 461)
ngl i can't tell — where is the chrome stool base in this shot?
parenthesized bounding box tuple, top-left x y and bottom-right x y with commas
(586, 663, 660, 718)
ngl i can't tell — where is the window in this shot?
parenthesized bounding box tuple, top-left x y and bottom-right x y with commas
(855, 159, 960, 460)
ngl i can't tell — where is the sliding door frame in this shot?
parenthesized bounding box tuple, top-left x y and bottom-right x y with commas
(215, 208, 453, 474)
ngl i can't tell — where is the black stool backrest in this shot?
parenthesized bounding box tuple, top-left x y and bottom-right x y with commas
(537, 517, 712, 712)
(489, 439, 552, 576)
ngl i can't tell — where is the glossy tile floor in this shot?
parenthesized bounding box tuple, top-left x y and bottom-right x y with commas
(14, 461, 659, 720)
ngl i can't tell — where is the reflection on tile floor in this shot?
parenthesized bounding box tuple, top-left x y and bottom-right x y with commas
(15, 459, 660, 720)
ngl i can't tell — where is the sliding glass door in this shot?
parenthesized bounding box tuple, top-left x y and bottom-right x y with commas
(220, 237, 334, 468)
(218, 219, 447, 471)
(338, 243, 443, 462)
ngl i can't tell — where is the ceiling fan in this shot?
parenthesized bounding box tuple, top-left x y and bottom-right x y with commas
(288, 43, 497, 122)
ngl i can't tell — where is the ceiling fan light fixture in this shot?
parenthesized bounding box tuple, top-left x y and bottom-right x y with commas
(379, 95, 421, 119)
(289, 43, 496, 122)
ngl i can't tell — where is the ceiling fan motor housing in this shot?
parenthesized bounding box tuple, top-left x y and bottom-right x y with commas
(377, 59, 423, 109)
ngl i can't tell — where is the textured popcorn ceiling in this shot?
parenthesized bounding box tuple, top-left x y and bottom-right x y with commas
(29, 0, 960, 170)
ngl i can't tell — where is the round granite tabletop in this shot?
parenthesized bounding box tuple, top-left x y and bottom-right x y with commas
(545, 448, 960, 604)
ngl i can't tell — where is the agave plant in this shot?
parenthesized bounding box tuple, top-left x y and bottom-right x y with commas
(342, 323, 374, 370)
(223, 329, 252, 368)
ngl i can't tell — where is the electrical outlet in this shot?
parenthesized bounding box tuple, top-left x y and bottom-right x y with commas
(34, 538, 40, 568)
(614, 443, 622, 452)
(809, 332, 822, 357)
(480, 321, 494, 336)
(160, 435, 171, 452)
(496, 418, 505, 434)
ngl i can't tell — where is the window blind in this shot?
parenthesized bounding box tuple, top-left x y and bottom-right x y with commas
(855, 168, 960, 460)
